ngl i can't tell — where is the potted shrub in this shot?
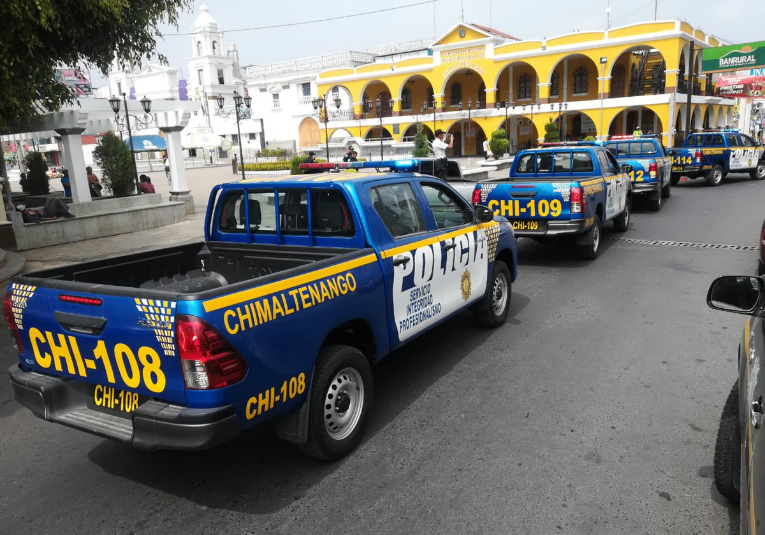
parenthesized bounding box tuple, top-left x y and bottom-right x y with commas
(24, 152, 49, 195)
(93, 133, 136, 197)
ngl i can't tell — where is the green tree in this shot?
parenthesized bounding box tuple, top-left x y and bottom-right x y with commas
(0, 0, 192, 132)
(290, 155, 306, 174)
(489, 128, 510, 157)
(24, 152, 50, 195)
(94, 133, 135, 197)
(544, 118, 560, 143)
(412, 123, 431, 157)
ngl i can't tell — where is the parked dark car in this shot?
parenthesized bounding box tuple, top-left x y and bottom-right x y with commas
(707, 275, 765, 533)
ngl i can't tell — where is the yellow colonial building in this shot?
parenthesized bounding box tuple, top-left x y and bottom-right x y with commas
(303, 20, 736, 157)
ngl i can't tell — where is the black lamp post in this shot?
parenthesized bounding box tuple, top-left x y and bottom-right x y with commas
(522, 102, 541, 147)
(313, 94, 342, 162)
(495, 100, 513, 132)
(109, 92, 153, 192)
(369, 98, 393, 160)
(431, 96, 439, 134)
(216, 91, 252, 181)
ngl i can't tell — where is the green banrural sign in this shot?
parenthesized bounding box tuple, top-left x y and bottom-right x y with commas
(703, 41, 765, 73)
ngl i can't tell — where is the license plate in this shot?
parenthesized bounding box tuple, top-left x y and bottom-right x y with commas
(88, 385, 144, 417)
(671, 166, 683, 171)
(512, 220, 543, 231)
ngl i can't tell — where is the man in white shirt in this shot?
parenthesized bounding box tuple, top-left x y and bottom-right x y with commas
(483, 138, 493, 160)
(432, 129, 453, 179)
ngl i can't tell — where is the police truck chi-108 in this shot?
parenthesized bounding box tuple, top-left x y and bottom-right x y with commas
(6, 160, 518, 460)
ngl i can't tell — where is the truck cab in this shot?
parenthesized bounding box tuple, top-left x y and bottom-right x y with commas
(670, 130, 765, 186)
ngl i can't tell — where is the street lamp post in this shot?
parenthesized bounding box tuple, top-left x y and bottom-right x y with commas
(521, 102, 541, 147)
(369, 98, 393, 160)
(313, 94, 342, 162)
(216, 91, 252, 181)
(599, 56, 608, 141)
(108, 92, 153, 191)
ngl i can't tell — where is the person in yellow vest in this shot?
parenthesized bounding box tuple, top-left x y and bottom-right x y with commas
(633, 125, 643, 137)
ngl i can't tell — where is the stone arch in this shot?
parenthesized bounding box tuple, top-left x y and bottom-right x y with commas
(363, 126, 393, 141)
(691, 104, 703, 130)
(606, 106, 664, 137)
(440, 68, 487, 109)
(299, 117, 321, 148)
(359, 79, 394, 117)
(494, 62, 539, 105)
(444, 119, 487, 157)
(544, 54, 600, 102)
(396, 74, 435, 111)
(402, 123, 434, 141)
(702, 106, 712, 129)
(329, 128, 353, 143)
(608, 45, 667, 98)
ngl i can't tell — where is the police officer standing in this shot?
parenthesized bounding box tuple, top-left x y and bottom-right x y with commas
(432, 129, 454, 180)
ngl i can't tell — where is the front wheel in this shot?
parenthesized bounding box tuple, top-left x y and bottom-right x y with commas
(474, 260, 512, 328)
(299, 345, 373, 461)
(750, 162, 765, 180)
(577, 215, 601, 260)
(705, 165, 724, 187)
(714, 381, 740, 503)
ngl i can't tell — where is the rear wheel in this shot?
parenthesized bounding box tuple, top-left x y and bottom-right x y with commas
(474, 261, 511, 328)
(577, 215, 601, 260)
(648, 192, 662, 212)
(714, 381, 740, 503)
(300, 345, 373, 461)
(670, 175, 681, 186)
(705, 164, 724, 187)
(661, 178, 672, 198)
(750, 162, 765, 180)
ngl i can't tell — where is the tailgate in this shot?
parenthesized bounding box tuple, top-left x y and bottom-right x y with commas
(482, 181, 576, 231)
(670, 149, 697, 171)
(11, 282, 185, 405)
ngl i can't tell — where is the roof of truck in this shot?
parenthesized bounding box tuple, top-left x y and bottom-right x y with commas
(235, 171, 423, 187)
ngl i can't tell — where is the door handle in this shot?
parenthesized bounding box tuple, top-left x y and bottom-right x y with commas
(752, 397, 763, 430)
(392, 255, 410, 266)
(443, 242, 457, 251)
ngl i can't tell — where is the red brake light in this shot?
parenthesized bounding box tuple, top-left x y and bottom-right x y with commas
(649, 161, 658, 178)
(695, 149, 703, 162)
(472, 187, 481, 205)
(176, 315, 247, 389)
(59, 294, 102, 306)
(570, 187, 584, 214)
(3, 291, 23, 353)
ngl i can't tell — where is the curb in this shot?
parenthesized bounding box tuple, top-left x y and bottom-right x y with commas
(0, 251, 26, 284)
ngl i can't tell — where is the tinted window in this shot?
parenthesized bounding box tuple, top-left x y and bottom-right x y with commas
(596, 151, 613, 175)
(705, 134, 724, 146)
(421, 183, 470, 229)
(219, 189, 277, 234)
(605, 151, 622, 174)
(686, 135, 701, 146)
(371, 183, 427, 238)
(726, 134, 740, 147)
(628, 143, 643, 156)
(640, 142, 657, 155)
(553, 152, 572, 173)
(537, 153, 554, 173)
(516, 154, 535, 173)
(572, 152, 594, 173)
(741, 135, 758, 147)
(311, 189, 355, 236)
(280, 189, 308, 234)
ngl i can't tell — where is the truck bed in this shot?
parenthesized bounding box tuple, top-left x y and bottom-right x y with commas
(25, 241, 360, 295)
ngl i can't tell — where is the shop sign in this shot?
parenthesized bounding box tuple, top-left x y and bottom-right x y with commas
(716, 75, 765, 98)
(703, 41, 765, 73)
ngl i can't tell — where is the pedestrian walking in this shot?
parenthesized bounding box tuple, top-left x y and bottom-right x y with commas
(483, 138, 493, 160)
(432, 129, 453, 180)
(232, 154, 238, 175)
(60, 169, 72, 198)
(163, 155, 171, 185)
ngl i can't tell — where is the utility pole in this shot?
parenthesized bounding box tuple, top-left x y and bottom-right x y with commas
(654, 0, 658, 20)
(606, 0, 611, 30)
(684, 41, 695, 138)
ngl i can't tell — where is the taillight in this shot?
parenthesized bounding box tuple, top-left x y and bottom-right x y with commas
(60, 294, 102, 306)
(3, 291, 23, 353)
(570, 186, 584, 214)
(695, 149, 703, 163)
(649, 161, 658, 179)
(472, 187, 481, 205)
(176, 315, 247, 389)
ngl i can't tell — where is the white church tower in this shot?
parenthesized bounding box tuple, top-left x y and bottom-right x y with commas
(187, 3, 245, 102)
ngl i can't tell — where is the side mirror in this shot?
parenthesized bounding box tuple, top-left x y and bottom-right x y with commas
(707, 276, 764, 315)
(474, 204, 495, 223)
(621, 164, 634, 174)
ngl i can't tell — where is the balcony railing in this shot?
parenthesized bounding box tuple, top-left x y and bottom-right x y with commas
(298, 95, 314, 105)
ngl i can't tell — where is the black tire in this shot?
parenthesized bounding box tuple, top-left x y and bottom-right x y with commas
(648, 192, 662, 212)
(759, 259, 765, 277)
(750, 161, 765, 180)
(671, 175, 681, 186)
(577, 215, 601, 260)
(662, 178, 672, 198)
(474, 260, 512, 328)
(613, 199, 630, 232)
(714, 381, 740, 503)
(299, 344, 373, 461)
(705, 164, 724, 187)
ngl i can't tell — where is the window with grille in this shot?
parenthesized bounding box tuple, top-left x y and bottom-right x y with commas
(573, 68, 588, 95)
(450, 83, 462, 106)
(517, 75, 531, 100)
(402, 88, 412, 110)
(550, 72, 559, 97)
(302, 83, 311, 96)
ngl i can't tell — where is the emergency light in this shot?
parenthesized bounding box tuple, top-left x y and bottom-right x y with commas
(298, 159, 421, 172)
(538, 141, 598, 147)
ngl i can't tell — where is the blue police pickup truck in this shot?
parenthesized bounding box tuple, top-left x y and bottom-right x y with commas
(669, 130, 765, 186)
(6, 162, 517, 460)
(474, 143, 631, 259)
(603, 135, 672, 211)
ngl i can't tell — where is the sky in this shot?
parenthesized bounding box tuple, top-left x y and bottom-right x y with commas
(92, 0, 765, 85)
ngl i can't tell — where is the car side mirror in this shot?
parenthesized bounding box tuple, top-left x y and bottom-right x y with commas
(707, 276, 764, 315)
(474, 204, 495, 223)
(621, 164, 633, 174)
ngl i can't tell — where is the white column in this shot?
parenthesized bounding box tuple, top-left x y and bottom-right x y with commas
(622, 110, 628, 135)
(160, 126, 195, 214)
(563, 60, 569, 99)
(55, 127, 90, 203)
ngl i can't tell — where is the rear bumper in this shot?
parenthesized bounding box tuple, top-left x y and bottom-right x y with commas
(671, 165, 702, 177)
(514, 219, 587, 238)
(632, 181, 661, 194)
(9, 364, 240, 451)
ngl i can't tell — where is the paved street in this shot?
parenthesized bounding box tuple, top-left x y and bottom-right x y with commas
(1, 171, 763, 534)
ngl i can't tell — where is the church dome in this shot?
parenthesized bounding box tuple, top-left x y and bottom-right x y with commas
(193, 4, 219, 30)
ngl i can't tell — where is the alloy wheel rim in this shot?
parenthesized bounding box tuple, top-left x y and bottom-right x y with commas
(593, 222, 600, 251)
(758, 164, 765, 178)
(492, 272, 508, 316)
(323, 367, 364, 441)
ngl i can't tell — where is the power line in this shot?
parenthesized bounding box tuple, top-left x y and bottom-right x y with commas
(167, 0, 438, 36)
(611, 0, 655, 26)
